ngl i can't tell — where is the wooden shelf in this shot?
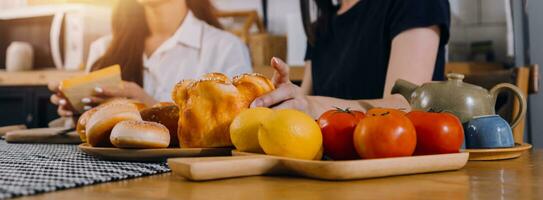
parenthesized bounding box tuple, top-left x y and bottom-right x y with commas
(0, 66, 306, 86)
(0, 69, 85, 86)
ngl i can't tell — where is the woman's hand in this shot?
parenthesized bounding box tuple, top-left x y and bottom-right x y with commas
(49, 81, 76, 117)
(250, 57, 310, 113)
(84, 81, 158, 107)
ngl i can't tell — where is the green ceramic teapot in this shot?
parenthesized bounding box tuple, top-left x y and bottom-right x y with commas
(391, 73, 527, 128)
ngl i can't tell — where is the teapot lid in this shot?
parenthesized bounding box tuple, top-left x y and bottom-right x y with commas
(447, 73, 465, 81)
(442, 73, 489, 95)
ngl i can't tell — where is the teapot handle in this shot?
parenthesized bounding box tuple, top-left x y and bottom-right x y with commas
(489, 83, 527, 129)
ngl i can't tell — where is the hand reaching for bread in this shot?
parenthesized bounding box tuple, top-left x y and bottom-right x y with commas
(250, 57, 309, 112)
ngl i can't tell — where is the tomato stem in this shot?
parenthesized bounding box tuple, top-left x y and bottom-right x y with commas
(333, 106, 352, 113)
(427, 108, 444, 113)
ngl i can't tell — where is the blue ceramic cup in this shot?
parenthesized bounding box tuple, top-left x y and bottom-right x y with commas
(464, 115, 514, 149)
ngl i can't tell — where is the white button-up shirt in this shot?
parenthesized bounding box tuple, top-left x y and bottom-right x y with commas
(86, 11, 252, 102)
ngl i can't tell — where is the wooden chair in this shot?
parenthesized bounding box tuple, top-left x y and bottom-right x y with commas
(216, 11, 266, 44)
(445, 62, 540, 144)
(507, 65, 539, 144)
(217, 10, 290, 80)
(444, 62, 504, 75)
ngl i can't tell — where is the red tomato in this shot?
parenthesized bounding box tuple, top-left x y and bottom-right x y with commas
(318, 108, 365, 160)
(353, 108, 416, 159)
(406, 111, 464, 155)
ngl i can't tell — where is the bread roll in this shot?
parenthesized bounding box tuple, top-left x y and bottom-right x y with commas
(152, 102, 176, 108)
(104, 98, 147, 111)
(76, 107, 98, 143)
(77, 99, 146, 144)
(140, 103, 179, 147)
(86, 102, 142, 147)
(110, 120, 170, 148)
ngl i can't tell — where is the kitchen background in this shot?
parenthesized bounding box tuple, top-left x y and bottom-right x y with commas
(0, 0, 541, 147)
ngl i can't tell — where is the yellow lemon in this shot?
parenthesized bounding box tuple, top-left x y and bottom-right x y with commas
(258, 109, 323, 160)
(230, 107, 273, 153)
(313, 145, 324, 160)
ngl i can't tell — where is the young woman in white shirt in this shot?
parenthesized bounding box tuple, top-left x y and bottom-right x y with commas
(50, 0, 251, 117)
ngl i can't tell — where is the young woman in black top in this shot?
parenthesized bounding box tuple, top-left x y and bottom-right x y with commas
(250, 0, 450, 118)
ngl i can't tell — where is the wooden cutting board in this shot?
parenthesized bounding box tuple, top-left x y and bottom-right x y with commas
(0, 124, 27, 137)
(5, 128, 81, 144)
(168, 151, 469, 181)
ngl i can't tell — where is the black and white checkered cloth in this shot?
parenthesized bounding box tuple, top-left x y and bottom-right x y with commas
(0, 140, 170, 199)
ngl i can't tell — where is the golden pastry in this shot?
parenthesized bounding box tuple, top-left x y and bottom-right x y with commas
(172, 73, 274, 148)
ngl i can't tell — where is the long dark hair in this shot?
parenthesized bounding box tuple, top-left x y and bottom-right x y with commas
(91, 0, 223, 86)
(300, 0, 336, 44)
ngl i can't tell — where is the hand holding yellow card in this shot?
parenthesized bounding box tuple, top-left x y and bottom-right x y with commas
(59, 65, 123, 113)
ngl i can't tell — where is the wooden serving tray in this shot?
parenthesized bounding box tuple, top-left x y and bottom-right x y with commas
(168, 151, 469, 181)
(463, 143, 532, 161)
(0, 124, 26, 137)
(79, 144, 232, 162)
(5, 128, 80, 144)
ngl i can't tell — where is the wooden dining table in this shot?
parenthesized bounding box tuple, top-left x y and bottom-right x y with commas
(18, 150, 542, 200)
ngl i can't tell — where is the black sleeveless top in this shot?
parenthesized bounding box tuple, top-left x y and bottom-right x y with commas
(305, 0, 450, 99)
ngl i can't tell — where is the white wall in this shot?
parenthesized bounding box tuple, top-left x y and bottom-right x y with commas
(449, 0, 510, 63)
(214, 0, 300, 35)
(0, 0, 26, 10)
(527, 0, 543, 148)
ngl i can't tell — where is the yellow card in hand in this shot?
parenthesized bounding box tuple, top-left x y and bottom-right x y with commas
(59, 65, 122, 113)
